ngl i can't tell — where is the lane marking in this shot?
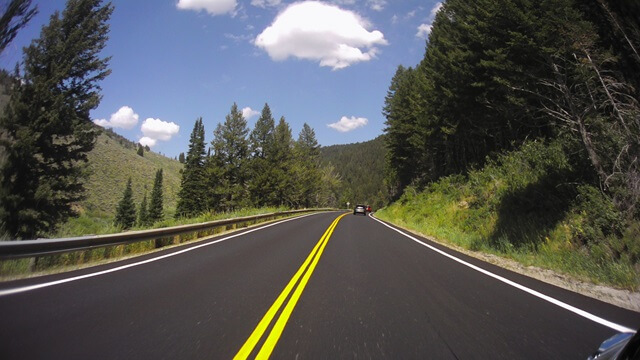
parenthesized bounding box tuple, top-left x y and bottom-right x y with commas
(369, 214, 635, 333)
(234, 213, 347, 360)
(0, 213, 325, 297)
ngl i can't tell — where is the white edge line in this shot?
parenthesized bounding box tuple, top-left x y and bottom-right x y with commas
(369, 214, 635, 334)
(0, 213, 322, 297)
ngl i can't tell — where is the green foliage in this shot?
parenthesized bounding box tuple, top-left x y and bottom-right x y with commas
(248, 103, 277, 207)
(82, 131, 182, 218)
(211, 103, 250, 211)
(148, 168, 163, 223)
(178, 152, 185, 164)
(137, 144, 144, 157)
(0, 0, 38, 55)
(0, 0, 112, 239)
(377, 141, 639, 289)
(137, 193, 148, 227)
(114, 178, 135, 229)
(320, 135, 388, 209)
(175, 117, 207, 218)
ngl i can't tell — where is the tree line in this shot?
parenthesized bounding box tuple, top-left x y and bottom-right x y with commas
(384, 0, 640, 220)
(174, 103, 342, 218)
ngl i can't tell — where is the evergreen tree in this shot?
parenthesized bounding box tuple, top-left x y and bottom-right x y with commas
(114, 178, 136, 229)
(0, 0, 37, 55)
(0, 0, 112, 239)
(270, 116, 295, 206)
(175, 118, 206, 218)
(137, 192, 148, 227)
(212, 103, 250, 211)
(148, 168, 163, 223)
(178, 152, 185, 164)
(295, 123, 321, 208)
(248, 103, 277, 206)
(137, 144, 144, 157)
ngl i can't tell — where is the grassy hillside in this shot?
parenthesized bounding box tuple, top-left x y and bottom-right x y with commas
(81, 129, 183, 218)
(320, 135, 387, 209)
(376, 140, 639, 290)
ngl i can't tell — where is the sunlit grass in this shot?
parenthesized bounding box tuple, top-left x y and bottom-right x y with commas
(376, 141, 639, 290)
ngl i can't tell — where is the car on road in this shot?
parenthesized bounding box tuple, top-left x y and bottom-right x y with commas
(353, 205, 366, 216)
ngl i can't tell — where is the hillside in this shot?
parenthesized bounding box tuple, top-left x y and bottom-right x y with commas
(320, 135, 387, 209)
(81, 129, 183, 218)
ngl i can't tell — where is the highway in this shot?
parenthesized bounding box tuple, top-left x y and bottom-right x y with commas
(0, 211, 638, 359)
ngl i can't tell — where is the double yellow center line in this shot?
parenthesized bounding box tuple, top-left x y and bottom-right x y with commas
(234, 213, 348, 360)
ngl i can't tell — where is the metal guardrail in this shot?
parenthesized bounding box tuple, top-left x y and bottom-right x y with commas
(0, 209, 332, 260)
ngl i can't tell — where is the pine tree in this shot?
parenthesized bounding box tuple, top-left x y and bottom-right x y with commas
(0, 0, 112, 239)
(248, 103, 277, 207)
(0, 0, 38, 55)
(148, 169, 163, 223)
(114, 178, 136, 229)
(178, 152, 185, 164)
(137, 192, 148, 227)
(212, 103, 250, 211)
(270, 116, 295, 207)
(137, 144, 144, 157)
(295, 123, 321, 208)
(175, 118, 206, 217)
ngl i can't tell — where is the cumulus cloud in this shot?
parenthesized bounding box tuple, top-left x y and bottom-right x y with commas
(140, 118, 180, 147)
(139, 137, 157, 148)
(416, 2, 442, 39)
(242, 107, 260, 119)
(93, 106, 139, 129)
(251, 0, 281, 8)
(176, 0, 237, 16)
(328, 116, 368, 132)
(255, 1, 388, 70)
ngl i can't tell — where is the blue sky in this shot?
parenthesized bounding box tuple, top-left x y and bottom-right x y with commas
(1, 0, 441, 158)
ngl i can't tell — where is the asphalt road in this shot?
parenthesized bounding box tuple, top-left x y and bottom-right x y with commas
(0, 211, 638, 359)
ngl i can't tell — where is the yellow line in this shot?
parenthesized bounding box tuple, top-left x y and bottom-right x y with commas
(256, 213, 347, 358)
(234, 213, 346, 360)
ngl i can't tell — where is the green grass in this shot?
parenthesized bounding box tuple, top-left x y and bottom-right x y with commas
(81, 131, 184, 218)
(376, 141, 639, 290)
(1, 206, 304, 279)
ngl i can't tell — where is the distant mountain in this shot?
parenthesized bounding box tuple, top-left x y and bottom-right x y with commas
(81, 128, 183, 218)
(320, 135, 388, 209)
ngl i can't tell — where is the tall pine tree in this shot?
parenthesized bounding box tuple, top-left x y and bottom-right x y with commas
(137, 192, 148, 227)
(212, 103, 250, 211)
(148, 168, 163, 223)
(248, 103, 277, 207)
(175, 118, 206, 218)
(114, 178, 136, 230)
(0, 0, 112, 239)
(295, 123, 321, 208)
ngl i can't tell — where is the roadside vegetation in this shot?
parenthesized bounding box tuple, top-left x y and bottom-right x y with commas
(0, 206, 297, 279)
(381, 0, 640, 289)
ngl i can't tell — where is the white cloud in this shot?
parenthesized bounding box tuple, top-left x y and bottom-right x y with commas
(176, 0, 237, 16)
(251, 0, 281, 8)
(416, 24, 432, 39)
(416, 2, 442, 39)
(139, 137, 157, 147)
(140, 118, 180, 147)
(328, 116, 368, 132)
(367, 0, 386, 11)
(430, 2, 443, 17)
(242, 107, 260, 119)
(255, 1, 388, 70)
(93, 106, 139, 129)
